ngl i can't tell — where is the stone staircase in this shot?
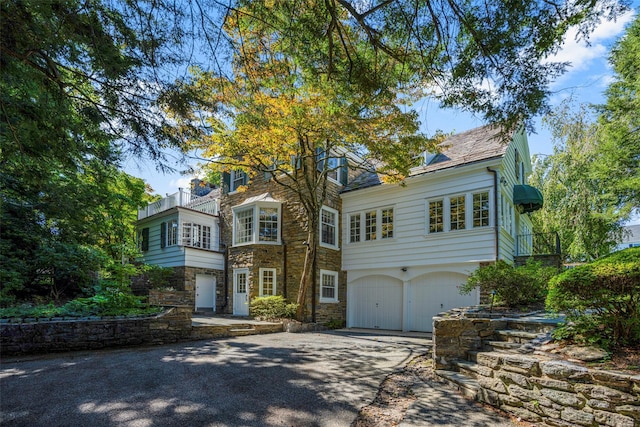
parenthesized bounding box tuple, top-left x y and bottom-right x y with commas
(436, 317, 559, 400)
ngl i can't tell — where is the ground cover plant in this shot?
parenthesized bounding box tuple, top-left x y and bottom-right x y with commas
(547, 247, 640, 350)
(250, 296, 298, 320)
(459, 259, 558, 308)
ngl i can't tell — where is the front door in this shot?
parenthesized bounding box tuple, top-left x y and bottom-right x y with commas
(195, 275, 216, 312)
(233, 269, 249, 316)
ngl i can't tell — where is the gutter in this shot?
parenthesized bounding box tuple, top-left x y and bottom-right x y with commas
(487, 167, 500, 261)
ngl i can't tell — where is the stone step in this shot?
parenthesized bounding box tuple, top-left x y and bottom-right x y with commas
(494, 329, 540, 343)
(450, 359, 496, 380)
(435, 369, 480, 401)
(229, 328, 257, 336)
(505, 319, 559, 334)
(484, 341, 522, 351)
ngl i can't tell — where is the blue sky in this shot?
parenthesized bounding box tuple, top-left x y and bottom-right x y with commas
(124, 7, 637, 197)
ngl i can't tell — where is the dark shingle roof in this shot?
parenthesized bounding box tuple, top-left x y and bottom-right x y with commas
(342, 124, 510, 193)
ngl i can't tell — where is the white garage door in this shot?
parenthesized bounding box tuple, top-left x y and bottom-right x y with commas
(408, 272, 477, 332)
(348, 275, 403, 330)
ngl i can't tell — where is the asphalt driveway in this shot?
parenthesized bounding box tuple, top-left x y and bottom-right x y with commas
(0, 330, 516, 426)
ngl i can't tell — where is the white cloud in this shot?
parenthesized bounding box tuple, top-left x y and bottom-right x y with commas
(169, 176, 194, 191)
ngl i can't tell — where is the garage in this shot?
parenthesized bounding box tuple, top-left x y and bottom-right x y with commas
(347, 275, 403, 330)
(407, 272, 477, 332)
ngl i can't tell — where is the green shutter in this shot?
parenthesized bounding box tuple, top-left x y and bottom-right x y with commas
(141, 228, 149, 252)
(160, 222, 166, 248)
(340, 157, 348, 186)
(222, 171, 230, 194)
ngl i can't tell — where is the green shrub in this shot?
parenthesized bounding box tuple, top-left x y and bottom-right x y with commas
(547, 247, 640, 349)
(460, 259, 557, 308)
(250, 295, 298, 319)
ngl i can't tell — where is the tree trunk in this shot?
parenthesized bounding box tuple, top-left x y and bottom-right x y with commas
(295, 228, 317, 321)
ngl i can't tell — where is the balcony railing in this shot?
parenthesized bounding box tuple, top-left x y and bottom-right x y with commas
(138, 189, 218, 220)
(516, 232, 561, 256)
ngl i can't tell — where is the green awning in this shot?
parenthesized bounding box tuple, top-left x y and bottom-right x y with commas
(513, 185, 543, 213)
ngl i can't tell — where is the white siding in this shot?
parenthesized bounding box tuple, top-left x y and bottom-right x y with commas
(342, 164, 499, 272)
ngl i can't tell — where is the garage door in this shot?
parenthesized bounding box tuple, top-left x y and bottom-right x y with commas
(348, 275, 403, 330)
(408, 272, 477, 332)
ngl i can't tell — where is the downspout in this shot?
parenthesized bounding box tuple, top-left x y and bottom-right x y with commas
(220, 215, 229, 311)
(487, 168, 500, 261)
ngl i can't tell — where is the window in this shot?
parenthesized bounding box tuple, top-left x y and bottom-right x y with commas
(428, 200, 444, 233)
(349, 214, 361, 243)
(167, 220, 178, 246)
(259, 268, 276, 296)
(381, 208, 393, 239)
(365, 210, 377, 241)
(234, 207, 254, 245)
(320, 270, 339, 303)
(259, 207, 279, 242)
(182, 223, 211, 249)
(348, 207, 394, 243)
(232, 202, 281, 246)
(231, 170, 247, 192)
(450, 195, 466, 231)
(500, 192, 513, 234)
(320, 206, 339, 249)
(317, 149, 348, 186)
(473, 192, 490, 228)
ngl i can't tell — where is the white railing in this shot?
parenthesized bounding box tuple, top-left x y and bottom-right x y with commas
(138, 188, 218, 220)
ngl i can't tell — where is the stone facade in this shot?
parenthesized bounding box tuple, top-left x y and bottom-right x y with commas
(220, 168, 349, 324)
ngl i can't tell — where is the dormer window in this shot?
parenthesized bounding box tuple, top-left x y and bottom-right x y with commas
(230, 170, 247, 192)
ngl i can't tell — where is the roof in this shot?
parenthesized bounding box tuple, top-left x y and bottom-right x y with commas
(343, 124, 511, 193)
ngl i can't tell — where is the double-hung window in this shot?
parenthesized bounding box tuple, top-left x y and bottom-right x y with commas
(365, 210, 377, 241)
(426, 190, 491, 233)
(381, 208, 394, 239)
(182, 223, 211, 249)
(259, 268, 276, 296)
(320, 206, 339, 249)
(320, 270, 339, 303)
(349, 214, 361, 243)
(234, 207, 254, 245)
(428, 200, 444, 233)
(167, 220, 178, 246)
(230, 170, 247, 192)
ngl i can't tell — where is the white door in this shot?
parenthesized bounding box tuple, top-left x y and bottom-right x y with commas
(408, 272, 477, 332)
(233, 269, 249, 316)
(195, 275, 216, 312)
(348, 275, 403, 330)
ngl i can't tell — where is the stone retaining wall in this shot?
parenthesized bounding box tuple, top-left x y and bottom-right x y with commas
(0, 307, 284, 356)
(433, 309, 640, 427)
(475, 352, 640, 427)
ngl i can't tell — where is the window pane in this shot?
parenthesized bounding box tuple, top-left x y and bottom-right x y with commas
(235, 208, 253, 244)
(473, 192, 490, 227)
(450, 196, 466, 230)
(381, 208, 393, 239)
(259, 207, 278, 242)
(365, 211, 377, 240)
(237, 273, 247, 293)
(349, 214, 360, 243)
(429, 200, 443, 233)
(321, 208, 336, 246)
(231, 170, 246, 191)
(321, 272, 336, 300)
(261, 269, 275, 296)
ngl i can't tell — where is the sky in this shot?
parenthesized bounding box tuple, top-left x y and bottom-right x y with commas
(123, 7, 637, 198)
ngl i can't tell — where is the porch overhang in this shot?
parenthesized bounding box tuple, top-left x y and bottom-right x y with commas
(513, 185, 543, 213)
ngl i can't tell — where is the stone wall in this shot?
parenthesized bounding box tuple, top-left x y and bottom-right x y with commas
(475, 353, 639, 427)
(1, 307, 285, 356)
(432, 309, 640, 427)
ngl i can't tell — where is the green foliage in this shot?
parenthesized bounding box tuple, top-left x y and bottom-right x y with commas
(460, 259, 558, 308)
(249, 296, 298, 320)
(324, 318, 344, 330)
(547, 247, 640, 348)
(141, 265, 176, 289)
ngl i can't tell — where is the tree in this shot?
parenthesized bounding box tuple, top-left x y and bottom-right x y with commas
(530, 102, 625, 262)
(180, 8, 436, 319)
(595, 14, 640, 215)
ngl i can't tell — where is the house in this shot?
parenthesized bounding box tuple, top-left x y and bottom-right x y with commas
(136, 124, 545, 331)
(615, 224, 640, 251)
(136, 182, 224, 312)
(340, 125, 543, 331)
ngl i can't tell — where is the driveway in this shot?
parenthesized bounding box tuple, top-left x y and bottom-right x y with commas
(0, 330, 514, 426)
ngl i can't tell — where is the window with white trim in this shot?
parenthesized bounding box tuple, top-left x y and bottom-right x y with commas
(320, 270, 339, 303)
(473, 191, 490, 228)
(320, 206, 339, 249)
(182, 223, 211, 249)
(349, 213, 361, 243)
(428, 199, 444, 233)
(259, 268, 276, 296)
(348, 206, 395, 243)
(232, 202, 281, 246)
(450, 195, 466, 231)
(230, 170, 247, 192)
(167, 219, 178, 246)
